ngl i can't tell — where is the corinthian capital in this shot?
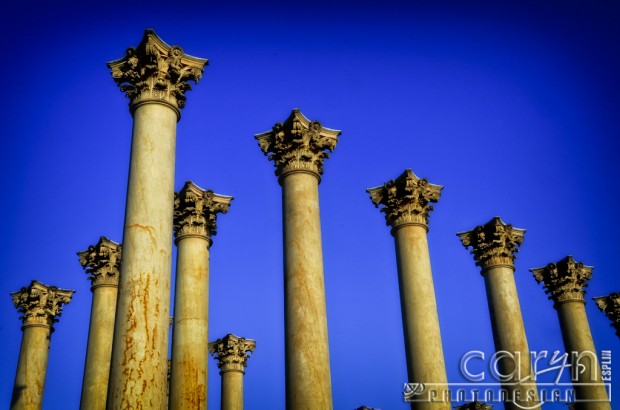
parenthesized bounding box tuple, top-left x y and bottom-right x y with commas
(593, 292, 620, 338)
(174, 181, 233, 243)
(367, 169, 442, 231)
(209, 334, 256, 374)
(457, 217, 525, 271)
(531, 256, 593, 306)
(255, 109, 341, 181)
(77, 237, 122, 289)
(10, 280, 74, 329)
(107, 29, 207, 115)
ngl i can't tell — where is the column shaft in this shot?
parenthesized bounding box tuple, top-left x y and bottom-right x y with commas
(80, 286, 118, 410)
(169, 237, 210, 409)
(282, 172, 332, 409)
(107, 103, 177, 408)
(11, 326, 50, 410)
(394, 224, 450, 410)
(483, 266, 538, 408)
(557, 302, 610, 410)
(221, 371, 244, 410)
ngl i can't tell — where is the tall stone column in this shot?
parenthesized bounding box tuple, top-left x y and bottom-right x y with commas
(255, 109, 340, 409)
(106, 29, 207, 409)
(531, 256, 611, 410)
(458, 217, 539, 409)
(77, 237, 122, 410)
(10, 280, 74, 410)
(593, 293, 620, 338)
(169, 181, 232, 409)
(367, 169, 450, 410)
(209, 334, 256, 410)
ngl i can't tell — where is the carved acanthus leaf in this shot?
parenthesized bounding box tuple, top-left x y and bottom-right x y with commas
(174, 181, 232, 242)
(77, 237, 122, 288)
(367, 169, 443, 229)
(458, 217, 525, 270)
(531, 256, 592, 306)
(593, 292, 620, 338)
(255, 109, 341, 180)
(11, 280, 74, 328)
(108, 29, 207, 111)
(209, 333, 256, 373)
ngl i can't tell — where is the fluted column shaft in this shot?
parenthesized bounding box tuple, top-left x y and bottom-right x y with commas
(255, 109, 340, 409)
(483, 265, 538, 407)
(10, 281, 74, 410)
(221, 370, 244, 410)
(368, 169, 449, 410)
(394, 223, 450, 410)
(557, 301, 609, 409)
(106, 30, 206, 409)
(532, 257, 610, 410)
(12, 324, 51, 410)
(81, 285, 118, 409)
(458, 218, 538, 409)
(209, 334, 256, 410)
(169, 182, 231, 409)
(107, 102, 177, 408)
(78, 237, 121, 410)
(170, 236, 210, 409)
(282, 172, 332, 408)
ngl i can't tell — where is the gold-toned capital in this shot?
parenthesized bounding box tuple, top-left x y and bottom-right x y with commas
(593, 292, 620, 338)
(457, 217, 525, 271)
(531, 256, 593, 307)
(10, 280, 74, 330)
(255, 109, 341, 182)
(367, 169, 443, 231)
(209, 333, 256, 374)
(77, 236, 122, 289)
(173, 181, 233, 244)
(455, 402, 493, 410)
(107, 29, 208, 116)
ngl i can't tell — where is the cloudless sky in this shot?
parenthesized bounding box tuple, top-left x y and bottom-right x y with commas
(0, 1, 618, 409)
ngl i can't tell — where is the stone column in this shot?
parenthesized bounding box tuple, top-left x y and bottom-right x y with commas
(367, 169, 450, 410)
(255, 109, 340, 409)
(531, 256, 611, 410)
(455, 402, 493, 410)
(169, 181, 232, 409)
(593, 293, 620, 338)
(458, 217, 539, 409)
(106, 30, 207, 409)
(10, 280, 74, 410)
(77, 237, 122, 410)
(209, 334, 256, 410)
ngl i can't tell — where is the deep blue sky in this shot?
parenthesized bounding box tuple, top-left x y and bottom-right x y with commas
(0, 1, 618, 409)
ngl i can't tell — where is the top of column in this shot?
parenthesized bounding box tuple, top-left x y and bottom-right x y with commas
(77, 236, 122, 290)
(173, 180, 233, 245)
(531, 256, 593, 307)
(367, 168, 443, 232)
(457, 216, 525, 272)
(209, 333, 256, 374)
(593, 292, 620, 337)
(10, 280, 74, 329)
(107, 29, 208, 119)
(255, 109, 341, 183)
